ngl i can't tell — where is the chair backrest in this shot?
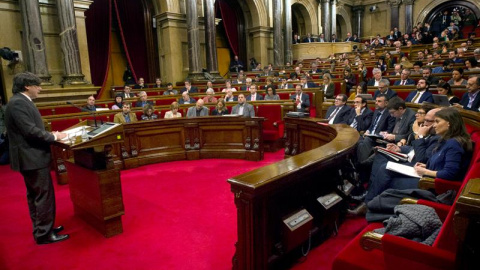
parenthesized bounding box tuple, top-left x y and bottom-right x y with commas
(434, 131, 480, 250)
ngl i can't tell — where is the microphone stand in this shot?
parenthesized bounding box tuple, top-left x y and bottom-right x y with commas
(66, 101, 98, 127)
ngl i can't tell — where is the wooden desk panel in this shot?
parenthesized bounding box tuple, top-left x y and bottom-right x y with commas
(229, 118, 359, 269)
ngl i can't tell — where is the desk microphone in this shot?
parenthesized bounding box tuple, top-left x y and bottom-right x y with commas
(66, 101, 99, 127)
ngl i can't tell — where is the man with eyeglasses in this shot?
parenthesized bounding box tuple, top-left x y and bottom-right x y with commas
(347, 96, 373, 132)
(380, 97, 416, 143)
(405, 78, 434, 104)
(352, 108, 442, 215)
(393, 69, 415, 86)
(453, 76, 480, 111)
(373, 79, 397, 100)
(325, 94, 352, 124)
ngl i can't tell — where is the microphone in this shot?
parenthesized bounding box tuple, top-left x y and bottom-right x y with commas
(66, 101, 98, 127)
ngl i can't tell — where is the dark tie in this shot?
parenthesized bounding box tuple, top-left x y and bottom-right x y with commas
(393, 118, 402, 134)
(411, 92, 421, 103)
(328, 107, 340, 121)
(370, 112, 381, 133)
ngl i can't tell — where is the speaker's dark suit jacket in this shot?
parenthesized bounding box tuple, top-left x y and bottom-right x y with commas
(6, 93, 55, 171)
(325, 105, 353, 124)
(405, 90, 434, 104)
(347, 108, 374, 132)
(459, 91, 480, 111)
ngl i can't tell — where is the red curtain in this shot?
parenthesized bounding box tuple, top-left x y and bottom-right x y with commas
(85, 0, 112, 97)
(217, 0, 239, 56)
(113, 0, 149, 82)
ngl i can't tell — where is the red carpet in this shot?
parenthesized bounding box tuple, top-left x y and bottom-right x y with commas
(0, 150, 366, 269)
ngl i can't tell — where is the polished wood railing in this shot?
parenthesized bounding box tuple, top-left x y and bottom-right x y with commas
(228, 118, 359, 269)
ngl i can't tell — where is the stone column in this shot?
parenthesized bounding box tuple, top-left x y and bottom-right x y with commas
(19, 0, 52, 85)
(56, 0, 88, 86)
(331, 0, 337, 38)
(284, 0, 292, 64)
(203, 0, 222, 80)
(388, 0, 401, 32)
(352, 6, 364, 39)
(321, 0, 331, 40)
(186, 0, 203, 80)
(273, 0, 284, 66)
(404, 0, 415, 35)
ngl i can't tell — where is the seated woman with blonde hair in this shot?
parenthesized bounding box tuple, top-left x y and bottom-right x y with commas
(164, 101, 182, 118)
(212, 98, 229, 116)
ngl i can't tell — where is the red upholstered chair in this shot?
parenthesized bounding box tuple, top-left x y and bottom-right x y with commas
(155, 98, 176, 106)
(278, 93, 291, 100)
(39, 108, 55, 116)
(256, 105, 285, 151)
(49, 118, 82, 131)
(333, 132, 480, 270)
(396, 90, 412, 100)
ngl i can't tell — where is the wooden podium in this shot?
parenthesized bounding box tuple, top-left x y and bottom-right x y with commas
(54, 120, 125, 237)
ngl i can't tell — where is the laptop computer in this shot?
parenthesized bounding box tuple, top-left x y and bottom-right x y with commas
(432, 94, 450, 106)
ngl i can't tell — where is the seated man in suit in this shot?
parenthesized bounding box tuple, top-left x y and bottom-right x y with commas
(135, 91, 154, 107)
(290, 85, 310, 113)
(389, 64, 402, 76)
(367, 68, 384, 86)
(309, 63, 322, 74)
(302, 33, 316, 43)
(330, 34, 339, 42)
(393, 69, 416, 85)
(180, 80, 199, 94)
(453, 76, 480, 111)
(300, 76, 317, 89)
(380, 97, 416, 143)
(82, 95, 97, 112)
(186, 99, 209, 118)
(122, 85, 135, 98)
(432, 59, 454, 74)
(229, 55, 244, 73)
(422, 67, 440, 85)
(405, 78, 434, 104)
(347, 96, 373, 133)
(133, 77, 145, 89)
(178, 91, 196, 105)
(231, 94, 255, 117)
(246, 84, 263, 101)
(278, 77, 293, 89)
(318, 33, 326, 42)
(373, 79, 397, 100)
(344, 32, 353, 42)
(325, 94, 353, 124)
(240, 78, 253, 91)
(163, 83, 178, 95)
(114, 102, 138, 124)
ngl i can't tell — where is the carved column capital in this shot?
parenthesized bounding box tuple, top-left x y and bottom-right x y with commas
(403, 0, 415, 5)
(352, 5, 364, 13)
(321, 0, 331, 4)
(387, 0, 402, 7)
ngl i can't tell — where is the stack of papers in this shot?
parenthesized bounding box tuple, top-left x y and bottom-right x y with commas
(386, 161, 421, 178)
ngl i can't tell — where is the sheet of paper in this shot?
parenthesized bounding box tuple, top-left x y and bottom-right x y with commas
(386, 161, 421, 178)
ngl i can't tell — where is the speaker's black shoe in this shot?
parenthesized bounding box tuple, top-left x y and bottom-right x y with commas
(53, 226, 64, 234)
(36, 232, 70, 245)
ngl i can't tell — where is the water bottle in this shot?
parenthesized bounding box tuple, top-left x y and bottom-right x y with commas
(81, 126, 88, 142)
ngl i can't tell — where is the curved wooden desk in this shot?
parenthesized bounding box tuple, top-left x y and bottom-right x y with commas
(228, 118, 359, 269)
(53, 116, 264, 238)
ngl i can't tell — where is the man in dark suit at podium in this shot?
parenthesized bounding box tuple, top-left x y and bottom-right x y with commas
(290, 85, 310, 113)
(5, 72, 69, 245)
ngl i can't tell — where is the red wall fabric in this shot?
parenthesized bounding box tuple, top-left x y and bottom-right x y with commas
(85, 0, 112, 96)
(113, 0, 150, 83)
(217, 0, 239, 56)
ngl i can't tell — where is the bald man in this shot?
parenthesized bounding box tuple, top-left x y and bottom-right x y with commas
(186, 99, 209, 118)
